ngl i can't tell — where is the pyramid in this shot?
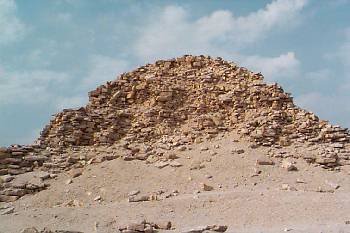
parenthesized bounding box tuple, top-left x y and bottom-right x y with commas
(1, 55, 350, 202)
(37, 55, 349, 148)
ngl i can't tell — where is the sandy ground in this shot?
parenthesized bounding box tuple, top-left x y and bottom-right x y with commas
(1, 133, 350, 233)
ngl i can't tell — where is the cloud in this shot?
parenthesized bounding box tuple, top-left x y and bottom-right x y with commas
(0, 53, 130, 111)
(55, 55, 131, 110)
(240, 52, 300, 82)
(303, 69, 332, 82)
(134, 0, 307, 61)
(0, 0, 26, 45)
(295, 92, 350, 127)
(337, 28, 350, 69)
(56, 12, 72, 23)
(0, 69, 70, 105)
(82, 55, 130, 90)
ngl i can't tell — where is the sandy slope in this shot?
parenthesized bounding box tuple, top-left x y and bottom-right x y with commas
(1, 133, 350, 233)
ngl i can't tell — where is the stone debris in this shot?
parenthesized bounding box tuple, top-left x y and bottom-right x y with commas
(202, 183, 214, 191)
(2, 55, 350, 201)
(70, 169, 83, 178)
(281, 184, 297, 191)
(128, 190, 140, 196)
(190, 161, 205, 170)
(182, 225, 228, 233)
(325, 180, 340, 190)
(281, 159, 298, 171)
(119, 220, 173, 233)
(128, 195, 153, 202)
(169, 161, 182, 167)
(0, 171, 50, 202)
(20, 228, 83, 233)
(154, 161, 169, 169)
(256, 158, 275, 166)
(0, 206, 14, 215)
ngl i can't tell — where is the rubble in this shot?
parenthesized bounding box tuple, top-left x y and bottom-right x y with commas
(281, 159, 298, 171)
(20, 228, 83, 233)
(182, 225, 228, 233)
(119, 220, 173, 233)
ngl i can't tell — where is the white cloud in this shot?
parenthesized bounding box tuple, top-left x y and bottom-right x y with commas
(0, 53, 131, 110)
(0, 0, 26, 45)
(337, 28, 350, 69)
(55, 12, 72, 23)
(134, 0, 307, 61)
(82, 55, 130, 90)
(54, 55, 131, 110)
(303, 69, 332, 82)
(0, 69, 70, 105)
(295, 92, 350, 127)
(240, 52, 300, 82)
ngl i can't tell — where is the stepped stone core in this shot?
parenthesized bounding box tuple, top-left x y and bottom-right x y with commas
(1, 54, 350, 202)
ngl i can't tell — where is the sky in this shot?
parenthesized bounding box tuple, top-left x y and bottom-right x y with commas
(1, 0, 350, 146)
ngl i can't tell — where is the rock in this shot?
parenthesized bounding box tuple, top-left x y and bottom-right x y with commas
(154, 161, 169, 169)
(65, 179, 73, 185)
(177, 146, 187, 151)
(126, 223, 145, 231)
(190, 161, 205, 170)
(3, 188, 26, 196)
(36, 171, 51, 180)
(70, 169, 83, 178)
(0, 175, 14, 182)
(128, 190, 140, 196)
(325, 180, 340, 190)
(0, 206, 14, 215)
(0, 194, 19, 202)
(315, 157, 337, 164)
(182, 225, 228, 233)
(169, 161, 182, 167)
(24, 155, 48, 162)
(128, 195, 150, 202)
(281, 160, 298, 171)
(20, 227, 39, 233)
(316, 186, 334, 193)
(201, 183, 214, 191)
(281, 184, 297, 191)
(155, 221, 172, 230)
(166, 153, 179, 160)
(332, 143, 344, 148)
(94, 195, 102, 201)
(256, 158, 275, 166)
(206, 225, 228, 232)
(236, 149, 245, 154)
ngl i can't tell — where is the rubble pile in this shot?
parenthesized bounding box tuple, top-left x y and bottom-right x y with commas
(37, 55, 350, 148)
(0, 146, 50, 176)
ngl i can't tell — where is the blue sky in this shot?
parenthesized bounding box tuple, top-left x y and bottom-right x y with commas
(1, 0, 350, 146)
